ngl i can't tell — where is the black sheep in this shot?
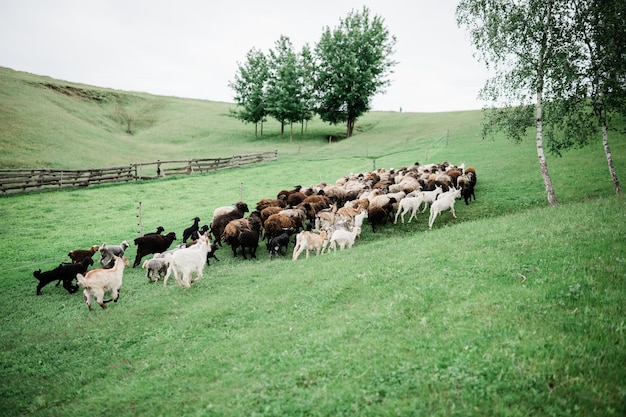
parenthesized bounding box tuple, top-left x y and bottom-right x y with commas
(182, 217, 200, 243)
(33, 257, 93, 295)
(461, 184, 476, 205)
(133, 232, 177, 267)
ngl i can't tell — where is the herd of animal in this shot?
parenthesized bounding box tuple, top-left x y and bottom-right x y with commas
(33, 160, 476, 310)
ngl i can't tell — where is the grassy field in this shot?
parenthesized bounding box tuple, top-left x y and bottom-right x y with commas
(1, 68, 625, 416)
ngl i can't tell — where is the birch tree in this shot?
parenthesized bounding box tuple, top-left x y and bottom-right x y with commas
(456, 0, 573, 205)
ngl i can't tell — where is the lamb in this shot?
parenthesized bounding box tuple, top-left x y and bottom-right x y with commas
(142, 257, 170, 282)
(33, 257, 94, 295)
(133, 232, 177, 268)
(67, 245, 99, 264)
(99, 241, 129, 268)
(326, 226, 361, 253)
(428, 187, 462, 229)
(292, 230, 329, 260)
(267, 228, 294, 259)
(77, 256, 127, 310)
(163, 233, 211, 288)
(182, 217, 200, 243)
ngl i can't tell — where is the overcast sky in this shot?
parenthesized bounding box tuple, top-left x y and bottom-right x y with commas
(0, 0, 492, 112)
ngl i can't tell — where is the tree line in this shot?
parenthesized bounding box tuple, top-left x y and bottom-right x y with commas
(457, 0, 625, 202)
(228, 7, 396, 141)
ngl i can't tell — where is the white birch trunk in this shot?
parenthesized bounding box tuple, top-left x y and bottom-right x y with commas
(602, 122, 622, 195)
(536, 90, 558, 205)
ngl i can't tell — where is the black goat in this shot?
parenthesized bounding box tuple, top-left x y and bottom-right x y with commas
(267, 228, 294, 259)
(191, 224, 209, 241)
(183, 217, 201, 243)
(145, 226, 165, 235)
(33, 257, 93, 295)
(461, 184, 476, 205)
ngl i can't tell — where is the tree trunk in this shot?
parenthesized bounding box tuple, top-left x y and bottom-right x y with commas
(346, 118, 355, 138)
(602, 122, 622, 195)
(536, 90, 558, 205)
(255, 122, 258, 138)
(280, 121, 285, 138)
(289, 121, 293, 143)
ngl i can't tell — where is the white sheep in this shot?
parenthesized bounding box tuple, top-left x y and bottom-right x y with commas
(76, 256, 128, 310)
(142, 256, 170, 282)
(292, 230, 329, 260)
(428, 187, 462, 229)
(163, 233, 211, 288)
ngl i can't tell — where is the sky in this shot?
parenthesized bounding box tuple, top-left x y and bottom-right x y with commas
(0, 0, 492, 113)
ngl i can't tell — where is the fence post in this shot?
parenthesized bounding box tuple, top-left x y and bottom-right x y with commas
(137, 201, 143, 236)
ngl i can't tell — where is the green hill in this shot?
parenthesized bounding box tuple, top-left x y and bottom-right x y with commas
(1, 66, 625, 416)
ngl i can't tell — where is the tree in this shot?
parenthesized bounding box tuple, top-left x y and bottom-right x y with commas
(266, 36, 302, 141)
(546, 0, 625, 195)
(229, 48, 269, 137)
(457, 0, 576, 205)
(314, 6, 396, 138)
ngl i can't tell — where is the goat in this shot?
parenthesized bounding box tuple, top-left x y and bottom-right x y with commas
(67, 245, 99, 264)
(77, 256, 128, 310)
(394, 195, 425, 224)
(99, 241, 129, 268)
(142, 257, 170, 282)
(182, 217, 200, 243)
(33, 257, 93, 295)
(461, 183, 476, 205)
(428, 187, 462, 229)
(163, 233, 211, 288)
(133, 232, 177, 268)
(418, 185, 442, 213)
(292, 230, 329, 260)
(267, 228, 294, 259)
(326, 226, 361, 253)
(145, 226, 165, 235)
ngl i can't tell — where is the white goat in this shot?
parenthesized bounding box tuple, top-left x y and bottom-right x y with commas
(418, 185, 443, 213)
(163, 233, 211, 288)
(76, 255, 128, 310)
(428, 187, 462, 229)
(326, 226, 361, 253)
(292, 230, 328, 260)
(394, 195, 424, 224)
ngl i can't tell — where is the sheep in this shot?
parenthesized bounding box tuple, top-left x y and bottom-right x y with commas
(326, 226, 361, 253)
(461, 183, 476, 205)
(267, 228, 295, 259)
(77, 256, 128, 310)
(222, 212, 263, 258)
(163, 233, 211, 288)
(99, 241, 129, 268)
(142, 257, 170, 282)
(67, 245, 99, 264)
(211, 202, 250, 247)
(367, 201, 394, 233)
(263, 213, 296, 244)
(292, 230, 329, 260)
(212, 202, 250, 220)
(256, 198, 286, 212)
(182, 217, 200, 243)
(428, 187, 462, 229)
(236, 218, 263, 259)
(132, 232, 177, 268)
(33, 257, 94, 295)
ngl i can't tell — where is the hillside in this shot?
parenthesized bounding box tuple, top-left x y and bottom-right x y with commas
(1, 67, 625, 416)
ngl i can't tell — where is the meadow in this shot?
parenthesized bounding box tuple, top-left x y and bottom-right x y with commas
(0, 67, 625, 416)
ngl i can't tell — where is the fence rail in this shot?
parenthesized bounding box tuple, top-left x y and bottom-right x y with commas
(0, 150, 278, 195)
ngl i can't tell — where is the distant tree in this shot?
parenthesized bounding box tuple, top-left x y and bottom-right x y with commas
(229, 48, 269, 137)
(314, 7, 396, 138)
(457, 0, 577, 205)
(297, 43, 316, 135)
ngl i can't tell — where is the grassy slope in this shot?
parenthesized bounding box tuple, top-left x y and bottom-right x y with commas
(0, 68, 625, 416)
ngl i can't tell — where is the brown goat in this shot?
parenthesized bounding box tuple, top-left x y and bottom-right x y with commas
(67, 245, 99, 264)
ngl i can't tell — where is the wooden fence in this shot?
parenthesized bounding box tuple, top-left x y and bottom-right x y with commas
(0, 150, 278, 195)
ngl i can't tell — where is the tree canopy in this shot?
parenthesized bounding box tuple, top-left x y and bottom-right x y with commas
(229, 6, 396, 139)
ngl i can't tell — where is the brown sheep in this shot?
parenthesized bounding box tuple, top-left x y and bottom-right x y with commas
(263, 213, 296, 243)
